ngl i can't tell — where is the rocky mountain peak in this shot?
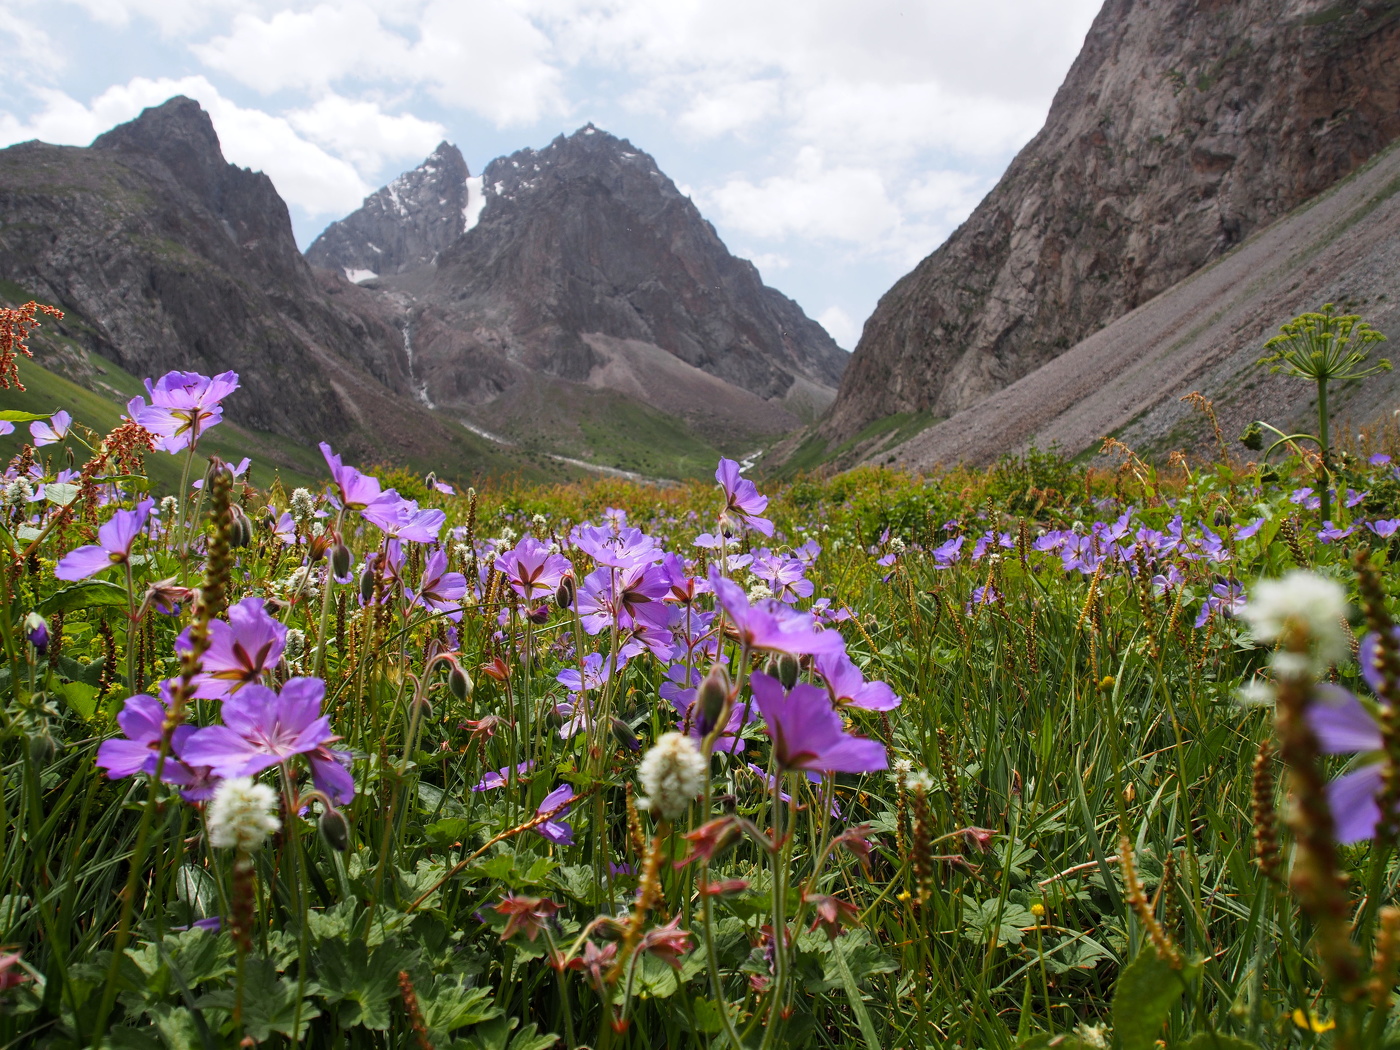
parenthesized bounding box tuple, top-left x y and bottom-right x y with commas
(305, 140, 472, 280)
(92, 95, 306, 289)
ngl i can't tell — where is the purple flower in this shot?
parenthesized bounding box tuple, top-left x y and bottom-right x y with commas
(664, 664, 749, 753)
(1368, 519, 1400, 539)
(29, 410, 70, 447)
(415, 549, 466, 619)
(709, 570, 845, 657)
(1236, 517, 1266, 541)
(534, 784, 574, 845)
(496, 536, 571, 601)
(1305, 681, 1389, 844)
(1195, 579, 1244, 628)
(1370, 454, 1392, 466)
(557, 652, 614, 694)
(1317, 521, 1356, 544)
(363, 497, 444, 543)
(577, 563, 672, 636)
(96, 690, 221, 801)
(814, 651, 900, 711)
(136, 370, 239, 453)
(751, 672, 886, 775)
(715, 458, 773, 537)
(473, 761, 534, 791)
(54, 498, 153, 581)
(965, 585, 1001, 614)
(181, 678, 354, 803)
(931, 535, 964, 567)
(179, 597, 287, 700)
(0, 422, 12, 436)
(570, 524, 661, 569)
(751, 548, 813, 604)
(319, 442, 396, 511)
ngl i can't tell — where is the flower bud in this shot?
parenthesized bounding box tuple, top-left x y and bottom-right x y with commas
(23, 612, 48, 655)
(555, 574, 576, 610)
(28, 725, 58, 765)
(307, 531, 332, 563)
(527, 603, 551, 624)
(1240, 420, 1264, 451)
(447, 659, 474, 702)
(358, 562, 377, 604)
(318, 806, 350, 852)
(611, 717, 641, 752)
(696, 665, 731, 736)
(764, 653, 800, 690)
(228, 505, 253, 548)
(330, 542, 353, 582)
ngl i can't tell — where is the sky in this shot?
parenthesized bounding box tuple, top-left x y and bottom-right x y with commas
(0, 0, 1102, 350)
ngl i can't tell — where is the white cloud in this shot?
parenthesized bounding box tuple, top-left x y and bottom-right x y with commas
(194, 0, 566, 126)
(678, 79, 781, 139)
(706, 147, 899, 244)
(0, 77, 371, 217)
(287, 95, 446, 171)
(52, 0, 248, 37)
(743, 251, 790, 277)
(817, 306, 860, 350)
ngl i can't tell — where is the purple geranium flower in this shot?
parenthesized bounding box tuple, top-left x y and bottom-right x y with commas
(54, 498, 153, 581)
(716, 458, 773, 537)
(709, 570, 845, 657)
(1195, 579, 1244, 628)
(1369, 519, 1400, 539)
(96, 689, 221, 801)
(570, 524, 661, 569)
(751, 672, 886, 775)
(534, 783, 574, 845)
(1305, 678, 1390, 844)
(30, 410, 70, 447)
(178, 597, 287, 700)
(814, 651, 900, 711)
(319, 442, 397, 511)
(136, 370, 239, 453)
(415, 549, 466, 619)
(472, 761, 535, 791)
(181, 678, 354, 803)
(363, 497, 445, 543)
(496, 536, 572, 601)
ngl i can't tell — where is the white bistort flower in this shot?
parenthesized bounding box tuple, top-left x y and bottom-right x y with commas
(637, 732, 707, 821)
(1238, 570, 1349, 673)
(289, 487, 316, 525)
(208, 776, 281, 852)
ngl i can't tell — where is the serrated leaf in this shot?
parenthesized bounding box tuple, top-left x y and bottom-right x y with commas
(416, 976, 499, 1038)
(55, 680, 99, 719)
(1111, 947, 1201, 1050)
(313, 939, 415, 1031)
(39, 580, 130, 615)
(197, 957, 320, 1042)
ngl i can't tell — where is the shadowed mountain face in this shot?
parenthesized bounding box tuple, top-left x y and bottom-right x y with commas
(306, 141, 473, 280)
(820, 0, 1400, 449)
(0, 97, 521, 475)
(310, 126, 849, 442)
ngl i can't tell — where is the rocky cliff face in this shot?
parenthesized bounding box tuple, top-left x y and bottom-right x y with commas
(305, 141, 474, 280)
(822, 0, 1400, 446)
(388, 126, 848, 437)
(0, 97, 505, 470)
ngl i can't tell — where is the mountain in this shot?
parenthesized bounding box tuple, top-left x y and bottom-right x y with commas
(306, 141, 475, 280)
(817, 0, 1400, 456)
(0, 97, 530, 480)
(874, 137, 1400, 470)
(306, 126, 848, 454)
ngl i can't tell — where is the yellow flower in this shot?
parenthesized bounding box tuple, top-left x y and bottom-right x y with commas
(1291, 1008, 1335, 1033)
(1030, 902, 1045, 918)
(896, 891, 912, 903)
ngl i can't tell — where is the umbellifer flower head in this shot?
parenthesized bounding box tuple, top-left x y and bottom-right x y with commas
(637, 731, 707, 821)
(1238, 570, 1349, 674)
(207, 776, 280, 852)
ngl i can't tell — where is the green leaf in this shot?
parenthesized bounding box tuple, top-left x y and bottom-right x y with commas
(962, 896, 1036, 947)
(313, 939, 415, 1031)
(1111, 947, 1202, 1050)
(39, 580, 129, 615)
(55, 680, 99, 719)
(44, 482, 79, 506)
(197, 957, 320, 1042)
(416, 976, 499, 1038)
(454, 1015, 558, 1050)
(0, 410, 52, 423)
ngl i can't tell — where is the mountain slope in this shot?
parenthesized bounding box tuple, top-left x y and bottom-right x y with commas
(874, 138, 1400, 470)
(0, 97, 535, 482)
(819, 0, 1400, 451)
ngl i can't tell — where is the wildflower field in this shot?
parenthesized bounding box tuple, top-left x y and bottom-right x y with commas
(6, 302, 1400, 1048)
